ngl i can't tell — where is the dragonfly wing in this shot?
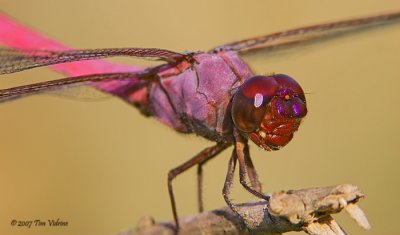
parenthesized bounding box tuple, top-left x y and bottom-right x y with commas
(0, 47, 187, 75)
(0, 72, 146, 103)
(0, 14, 157, 105)
(0, 13, 142, 77)
(211, 11, 400, 53)
(46, 86, 113, 101)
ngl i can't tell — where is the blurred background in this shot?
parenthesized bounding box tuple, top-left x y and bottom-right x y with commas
(0, 1, 399, 235)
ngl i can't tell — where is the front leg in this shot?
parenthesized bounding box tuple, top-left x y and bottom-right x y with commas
(243, 140, 263, 193)
(222, 135, 268, 215)
(197, 137, 263, 213)
(221, 133, 269, 233)
(222, 147, 238, 214)
(234, 129, 269, 200)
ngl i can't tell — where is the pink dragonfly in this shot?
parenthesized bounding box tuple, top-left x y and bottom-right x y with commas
(1, 11, 399, 232)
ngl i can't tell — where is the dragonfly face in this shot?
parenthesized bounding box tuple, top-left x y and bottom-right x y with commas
(231, 74, 307, 150)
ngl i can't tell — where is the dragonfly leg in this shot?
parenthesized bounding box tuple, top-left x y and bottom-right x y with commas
(243, 142, 263, 192)
(196, 151, 220, 213)
(168, 142, 229, 232)
(222, 148, 238, 214)
(222, 143, 267, 233)
(197, 164, 204, 213)
(202, 141, 262, 214)
(234, 130, 269, 201)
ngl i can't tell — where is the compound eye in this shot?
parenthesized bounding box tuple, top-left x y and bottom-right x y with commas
(231, 76, 279, 132)
(273, 74, 307, 118)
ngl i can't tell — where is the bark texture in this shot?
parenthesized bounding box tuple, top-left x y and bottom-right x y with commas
(117, 184, 370, 235)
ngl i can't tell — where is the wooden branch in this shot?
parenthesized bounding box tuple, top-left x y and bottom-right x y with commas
(117, 184, 370, 235)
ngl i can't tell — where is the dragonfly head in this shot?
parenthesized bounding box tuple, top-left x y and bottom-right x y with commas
(231, 74, 307, 150)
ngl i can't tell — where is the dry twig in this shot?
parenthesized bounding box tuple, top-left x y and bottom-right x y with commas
(117, 184, 370, 235)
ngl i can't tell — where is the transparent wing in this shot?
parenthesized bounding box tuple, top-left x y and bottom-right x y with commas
(46, 86, 112, 101)
(0, 72, 145, 102)
(211, 11, 400, 53)
(0, 47, 187, 74)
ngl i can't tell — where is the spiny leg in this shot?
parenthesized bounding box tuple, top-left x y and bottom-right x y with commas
(196, 150, 221, 213)
(222, 147, 238, 214)
(168, 142, 229, 232)
(197, 163, 204, 213)
(234, 130, 269, 200)
(243, 141, 263, 192)
(196, 140, 260, 214)
(222, 138, 267, 233)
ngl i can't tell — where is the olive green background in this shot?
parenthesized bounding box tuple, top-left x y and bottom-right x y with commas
(0, 1, 399, 235)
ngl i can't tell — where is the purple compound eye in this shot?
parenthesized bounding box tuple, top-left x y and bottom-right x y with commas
(231, 75, 279, 132)
(273, 74, 307, 119)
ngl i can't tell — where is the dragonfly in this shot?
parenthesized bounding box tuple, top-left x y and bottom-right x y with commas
(1, 11, 399, 232)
